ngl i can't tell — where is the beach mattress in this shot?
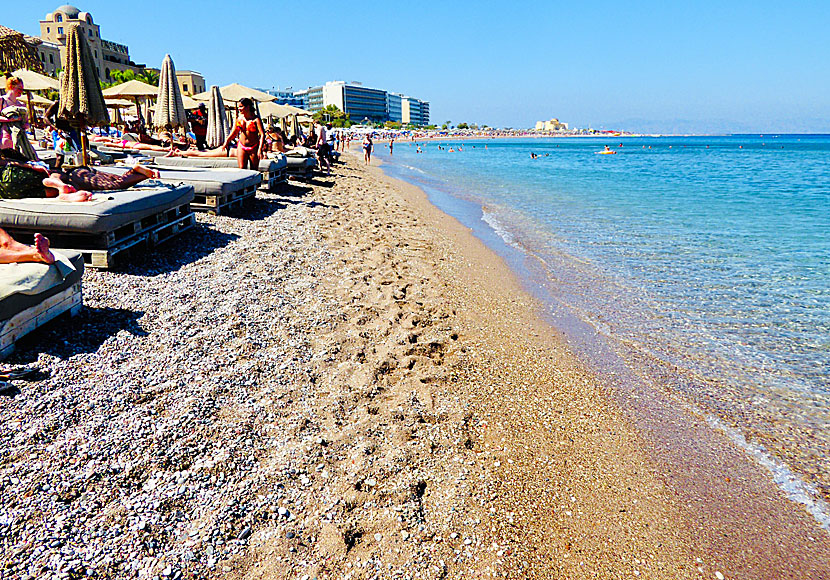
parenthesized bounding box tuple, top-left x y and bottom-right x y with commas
(0, 251, 84, 357)
(153, 157, 286, 190)
(0, 251, 84, 321)
(0, 184, 194, 234)
(104, 166, 261, 196)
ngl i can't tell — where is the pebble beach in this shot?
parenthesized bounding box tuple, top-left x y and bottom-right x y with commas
(1, 153, 829, 580)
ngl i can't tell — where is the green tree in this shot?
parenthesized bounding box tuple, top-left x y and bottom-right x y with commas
(313, 105, 352, 128)
(385, 121, 402, 129)
(101, 68, 159, 89)
(457, 122, 469, 129)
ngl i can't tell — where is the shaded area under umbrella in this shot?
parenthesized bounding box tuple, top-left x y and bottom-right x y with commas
(102, 79, 158, 128)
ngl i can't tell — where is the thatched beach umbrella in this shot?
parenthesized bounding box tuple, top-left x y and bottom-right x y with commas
(206, 85, 229, 149)
(154, 54, 188, 133)
(57, 25, 109, 165)
(0, 25, 43, 74)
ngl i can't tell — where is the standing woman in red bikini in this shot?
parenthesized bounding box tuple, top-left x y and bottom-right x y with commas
(223, 98, 264, 170)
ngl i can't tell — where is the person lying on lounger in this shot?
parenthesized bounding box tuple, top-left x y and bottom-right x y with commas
(0, 157, 158, 202)
(0, 227, 54, 264)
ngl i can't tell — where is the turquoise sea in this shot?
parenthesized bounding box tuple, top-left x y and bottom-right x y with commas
(379, 135, 830, 527)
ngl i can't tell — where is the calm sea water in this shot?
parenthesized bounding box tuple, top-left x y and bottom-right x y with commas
(379, 135, 830, 523)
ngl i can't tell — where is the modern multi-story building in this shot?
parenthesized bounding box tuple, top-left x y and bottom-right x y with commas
(402, 96, 430, 126)
(386, 93, 403, 123)
(261, 88, 306, 108)
(36, 5, 145, 80)
(295, 81, 429, 125)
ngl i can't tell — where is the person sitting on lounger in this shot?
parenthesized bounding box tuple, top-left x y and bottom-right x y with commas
(223, 98, 264, 170)
(0, 227, 54, 264)
(266, 127, 294, 154)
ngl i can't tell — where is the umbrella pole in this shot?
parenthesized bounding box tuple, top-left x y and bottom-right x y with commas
(25, 90, 36, 127)
(80, 126, 89, 166)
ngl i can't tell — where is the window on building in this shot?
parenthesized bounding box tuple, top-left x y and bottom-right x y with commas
(56, 14, 63, 22)
(94, 50, 97, 58)
(106, 68, 110, 79)
(47, 27, 50, 34)
(183, 84, 189, 92)
(89, 29, 93, 37)
(49, 54, 54, 64)
(58, 27, 63, 34)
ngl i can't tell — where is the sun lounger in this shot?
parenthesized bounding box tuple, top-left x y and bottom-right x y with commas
(105, 166, 261, 215)
(152, 156, 287, 191)
(0, 184, 195, 269)
(0, 251, 84, 358)
(278, 149, 317, 179)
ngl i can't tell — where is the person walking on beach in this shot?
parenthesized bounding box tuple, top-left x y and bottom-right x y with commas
(223, 98, 265, 170)
(389, 139, 394, 155)
(363, 134, 373, 165)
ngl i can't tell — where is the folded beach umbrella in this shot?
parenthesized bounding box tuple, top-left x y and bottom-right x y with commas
(58, 25, 109, 164)
(206, 85, 229, 149)
(154, 54, 188, 132)
(280, 115, 288, 135)
(290, 114, 301, 139)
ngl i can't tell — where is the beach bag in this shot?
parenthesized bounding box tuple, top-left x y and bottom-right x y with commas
(0, 163, 44, 199)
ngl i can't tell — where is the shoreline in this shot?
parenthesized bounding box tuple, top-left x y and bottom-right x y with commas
(363, 152, 830, 574)
(1, 155, 827, 579)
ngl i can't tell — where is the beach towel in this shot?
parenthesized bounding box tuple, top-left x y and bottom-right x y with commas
(1, 106, 37, 161)
(0, 251, 76, 304)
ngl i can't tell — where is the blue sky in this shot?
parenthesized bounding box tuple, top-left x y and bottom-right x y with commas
(9, 1, 830, 132)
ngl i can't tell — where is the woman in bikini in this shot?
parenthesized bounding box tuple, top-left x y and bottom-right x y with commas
(223, 98, 264, 170)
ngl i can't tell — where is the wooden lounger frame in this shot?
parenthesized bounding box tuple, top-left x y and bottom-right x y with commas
(192, 182, 258, 215)
(0, 282, 83, 359)
(260, 167, 287, 191)
(5, 202, 194, 269)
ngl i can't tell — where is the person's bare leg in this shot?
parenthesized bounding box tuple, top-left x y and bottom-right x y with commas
(130, 164, 160, 179)
(43, 174, 77, 195)
(32, 233, 55, 263)
(237, 147, 247, 169)
(57, 191, 93, 202)
(0, 229, 54, 264)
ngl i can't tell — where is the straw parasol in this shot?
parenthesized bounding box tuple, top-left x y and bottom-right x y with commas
(192, 83, 276, 105)
(206, 85, 229, 149)
(57, 25, 109, 165)
(290, 114, 301, 139)
(102, 78, 159, 127)
(19, 93, 54, 107)
(154, 54, 188, 132)
(12, 68, 59, 91)
(181, 94, 202, 110)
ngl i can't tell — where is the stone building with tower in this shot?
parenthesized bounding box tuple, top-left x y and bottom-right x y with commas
(34, 4, 145, 80)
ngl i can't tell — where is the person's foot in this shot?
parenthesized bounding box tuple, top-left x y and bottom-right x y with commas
(32, 233, 55, 264)
(42, 176, 77, 195)
(58, 191, 93, 202)
(131, 164, 160, 179)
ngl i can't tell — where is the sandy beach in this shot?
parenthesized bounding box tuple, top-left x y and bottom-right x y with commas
(2, 153, 828, 580)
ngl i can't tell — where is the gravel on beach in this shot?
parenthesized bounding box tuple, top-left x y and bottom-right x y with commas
(1, 154, 828, 580)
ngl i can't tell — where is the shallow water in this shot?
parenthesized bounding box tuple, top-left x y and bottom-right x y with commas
(379, 135, 830, 526)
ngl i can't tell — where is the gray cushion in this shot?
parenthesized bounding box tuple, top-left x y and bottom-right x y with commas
(104, 166, 261, 196)
(0, 184, 194, 234)
(153, 157, 284, 174)
(0, 251, 84, 321)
